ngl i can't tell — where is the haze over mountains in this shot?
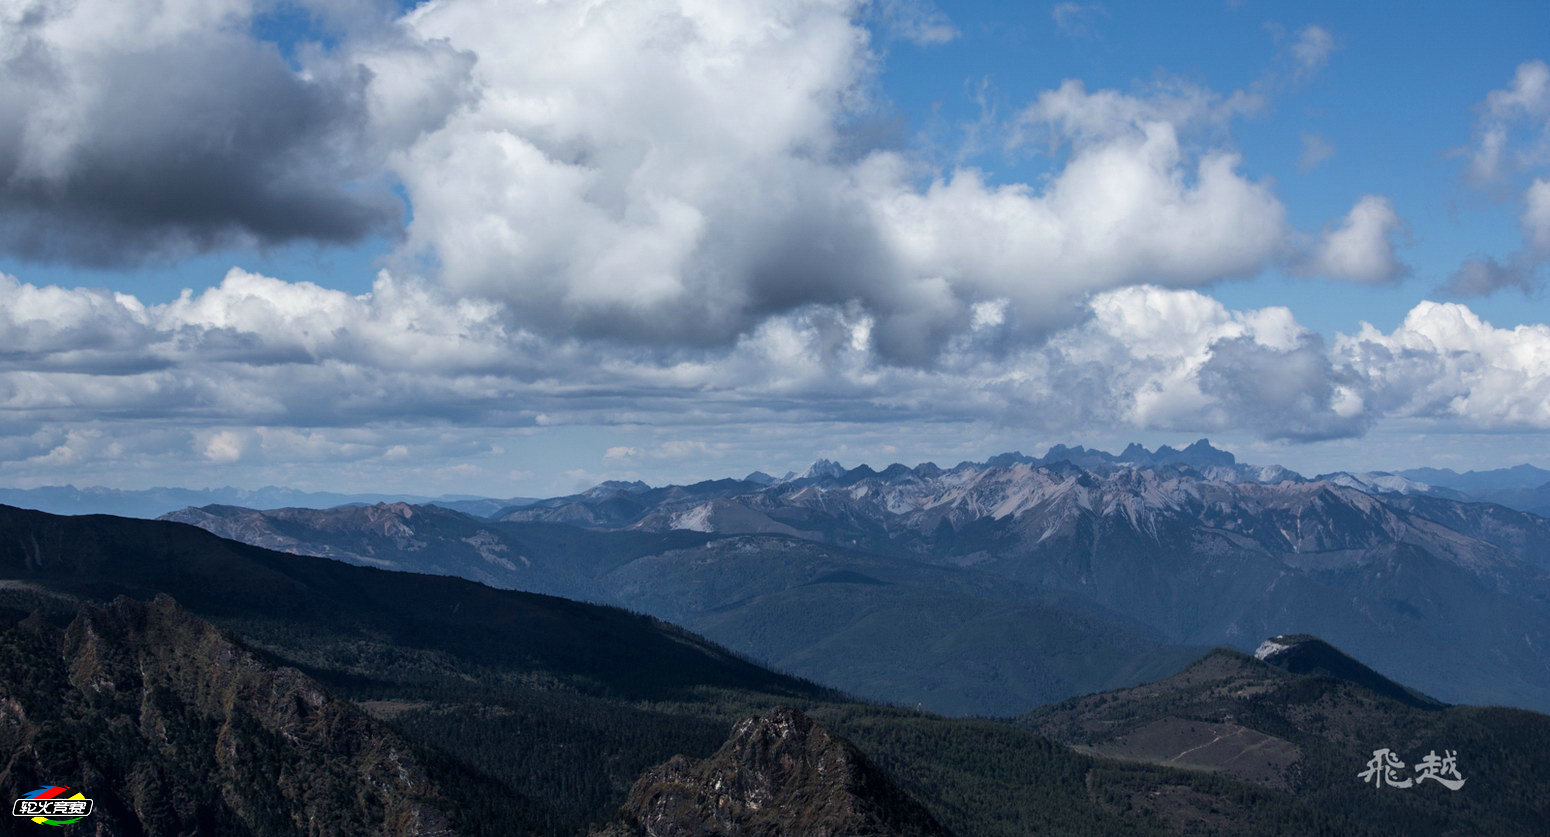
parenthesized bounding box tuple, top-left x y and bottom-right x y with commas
(2, 501, 1548, 835)
(143, 440, 1550, 718)
(7, 439, 1549, 518)
(0, 484, 539, 520)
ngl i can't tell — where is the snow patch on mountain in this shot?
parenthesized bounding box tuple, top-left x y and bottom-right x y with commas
(801, 459, 847, 481)
(1255, 639, 1294, 660)
(670, 503, 715, 532)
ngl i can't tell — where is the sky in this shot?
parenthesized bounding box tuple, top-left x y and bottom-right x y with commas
(1, 0, 1549, 496)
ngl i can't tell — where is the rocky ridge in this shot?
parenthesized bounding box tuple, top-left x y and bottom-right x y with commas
(596, 706, 949, 837)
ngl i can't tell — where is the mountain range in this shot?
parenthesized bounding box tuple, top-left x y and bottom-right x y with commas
(6, 440, 1548, 519)
(0, 484, 539, 520)
(162, 501, 1200, 716)
(159, 440, 1550, 717)
(3, 503, 1548, 834)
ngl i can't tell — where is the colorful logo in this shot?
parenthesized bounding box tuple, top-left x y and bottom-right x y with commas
(11, 786, 94, 827)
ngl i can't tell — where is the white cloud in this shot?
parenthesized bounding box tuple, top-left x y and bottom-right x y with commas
(1009, 78, 1263, 146)
(1051, 3, 1107, 39)
(2, 0, 1405, 368)
(384, 1, 1372, 365)
(871, 0, 958, 45)
(1298, 132, 1333, 171)
(202, 430, 247, 463)
(2, 0, 1536, 488)
(1300, 195, 1409, 284)
(1463, 59, 1550, 185)
(5, 263, 1550, 482)
(1524, 178, 1550, 256)
(1289, 25, 1336, 80)
(1042, 286, 1360, 440)
(1448, 64, 1550, 295)
(603, 440, 722, 462)
(1338, 302, 1550, 430)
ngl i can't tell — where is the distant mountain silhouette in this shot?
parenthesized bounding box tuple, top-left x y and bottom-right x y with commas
(173, 445, 1550, 714)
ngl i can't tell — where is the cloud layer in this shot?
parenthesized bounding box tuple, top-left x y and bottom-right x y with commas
(1, 0, 1539, 489)
(2, 0, 1403, 356)
(3, 269, 1548, 475)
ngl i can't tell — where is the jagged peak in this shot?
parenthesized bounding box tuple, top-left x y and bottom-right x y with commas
(584, 480, 652, 497)
(370, 501, 417, 516)
(597, 706, 949, 837)
(800, 459, 847, 480)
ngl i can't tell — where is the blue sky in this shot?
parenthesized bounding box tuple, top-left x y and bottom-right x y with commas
(1, 0, 1548, 495)
(878, 0, 1549, 335)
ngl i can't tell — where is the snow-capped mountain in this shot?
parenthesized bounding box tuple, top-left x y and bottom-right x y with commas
(488, 440, 1550, 710)
(162, 440, 1550, 714)
(498, 441, 1546, 568)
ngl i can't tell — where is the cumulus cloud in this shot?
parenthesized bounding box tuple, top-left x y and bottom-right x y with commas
(0, 268, 527, 426)
(391, 0, 894, 350)
(7, 265, 1550, 479)
(1449, 63, 1550, 295)
(2, 0, 1405, 366)
(0, 0, 1504, 488)
(1298, 195, 1409, 284)
(202, 430, 247, 463)
(1044, 286, 1364, 441)
(1463, 59, 1550, 185)
(0, 0, 470, 266)
(1337, 302, 1550, 430)
(385, 0, 1395, 365)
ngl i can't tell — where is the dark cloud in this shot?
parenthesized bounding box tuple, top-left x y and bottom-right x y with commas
(1440, 256, 1542, 297)
(1197, 335, 1371, 441)
(0, 6, 399, 267)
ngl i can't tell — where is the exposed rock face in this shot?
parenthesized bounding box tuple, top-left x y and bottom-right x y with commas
(598, 706, 949, 837)
(0, 595, 456, 836)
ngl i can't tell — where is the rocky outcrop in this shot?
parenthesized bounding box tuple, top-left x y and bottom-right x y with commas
(596, 706, 949, 836)
(0, 595, 456, 836)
